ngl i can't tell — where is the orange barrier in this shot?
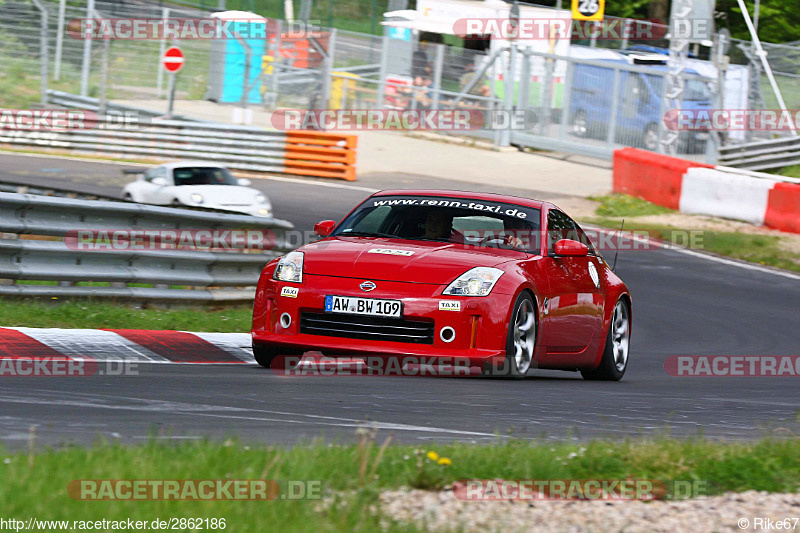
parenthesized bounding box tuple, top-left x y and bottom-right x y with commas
(283, 131, 358, 181)
(764, 182, 800, 234)
(269, 32, 330, 69)
(613, 147, 713, 209)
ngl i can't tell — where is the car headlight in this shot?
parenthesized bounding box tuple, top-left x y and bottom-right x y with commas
(255, 194, 268, 204)
(273, 251, 303, 283)
(257, 208, 271, 216)
(443, 267, 504, 297)
(191, 193, 204, 204)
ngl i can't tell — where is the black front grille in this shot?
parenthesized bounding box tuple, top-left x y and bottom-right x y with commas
(300, 312, 435, 345)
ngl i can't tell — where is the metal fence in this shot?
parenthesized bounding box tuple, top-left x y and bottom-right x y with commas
(0, 191, 293, 303)
(4, 0, 800, 166)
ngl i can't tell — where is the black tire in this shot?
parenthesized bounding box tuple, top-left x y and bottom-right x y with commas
(170, 199, 183, 208)
(122, 193, 133, 202)
(252, 343, 304, 371)
(570, 110, 589, 138)
(252, 343, 278, 368)
(487, 292, 537, 379)
(581, 299, 630, 381)
(643, 123, 659, 151)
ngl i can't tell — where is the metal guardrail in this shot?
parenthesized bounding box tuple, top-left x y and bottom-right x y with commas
(718, 136, 800, 171)
(0, 179, 120, 202)
(0, 91, 359, 181)
(46, 90, 203, 123)
(0, 118, 288, 174)
(0, 192, 294, 303)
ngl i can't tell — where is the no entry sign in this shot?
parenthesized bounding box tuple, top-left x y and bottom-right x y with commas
(162, 46, 184, 73)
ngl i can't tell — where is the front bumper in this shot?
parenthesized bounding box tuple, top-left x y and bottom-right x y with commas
(252, 273, 511, 365)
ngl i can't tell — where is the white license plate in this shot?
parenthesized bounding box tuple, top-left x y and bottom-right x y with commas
(324, 295, 402, 318)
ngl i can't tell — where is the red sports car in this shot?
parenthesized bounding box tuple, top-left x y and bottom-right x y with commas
(252, 190, 632, 379)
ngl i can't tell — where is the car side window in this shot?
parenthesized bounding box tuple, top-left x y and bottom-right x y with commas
(547, 209, 578, 254)
(145, 167, 167, 183)
(566, 215, 598, 255)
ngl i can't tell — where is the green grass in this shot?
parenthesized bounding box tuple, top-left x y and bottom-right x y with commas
(588, 194, 675, 218)
(0, 300, 251, 332)
(583, 217, 800, 273)
(581, 194, 800, 273)
(775, 165, 800, 179)
(0, 64, 79, 110)
(1, 437, 799, 532)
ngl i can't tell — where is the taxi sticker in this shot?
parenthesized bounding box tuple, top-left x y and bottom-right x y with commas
(368, 248, 415, 256)
(281, 286, 299, 298)
(439, 301, 461, 311)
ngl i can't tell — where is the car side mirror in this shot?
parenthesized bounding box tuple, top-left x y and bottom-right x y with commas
(238, 178, 252, 186)
(553, 239, 589, 257)
(314, 220, 337, 237)
(151, 177, 168, 186)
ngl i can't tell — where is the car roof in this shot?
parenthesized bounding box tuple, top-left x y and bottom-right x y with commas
(371, 189, 546, 210)
(156, 162, 230, 170)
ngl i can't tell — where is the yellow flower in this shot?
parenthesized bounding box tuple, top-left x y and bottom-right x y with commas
(438, 457, 452, 466)
(426, 451, 439, 462)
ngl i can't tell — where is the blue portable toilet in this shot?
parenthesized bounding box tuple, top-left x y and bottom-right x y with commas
(206, 11, 267, 104)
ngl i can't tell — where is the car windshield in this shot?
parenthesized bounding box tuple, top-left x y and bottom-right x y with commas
(684, 79, 712, 101)
(172, 167, 238, 186)
(333, 195, 542, 254)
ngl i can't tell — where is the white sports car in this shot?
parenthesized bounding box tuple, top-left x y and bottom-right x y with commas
(121, 162, 273, 217)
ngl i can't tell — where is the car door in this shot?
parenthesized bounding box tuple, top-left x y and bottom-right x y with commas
(136, 167, 167, 204)
(540, 209, 604, 356)
(145, 167, 172, 204)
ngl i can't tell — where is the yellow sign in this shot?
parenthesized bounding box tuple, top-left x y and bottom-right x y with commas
(571, 0, 605, 21)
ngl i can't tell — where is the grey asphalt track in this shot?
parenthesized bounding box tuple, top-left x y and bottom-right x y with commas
(1, 152, 799, 449)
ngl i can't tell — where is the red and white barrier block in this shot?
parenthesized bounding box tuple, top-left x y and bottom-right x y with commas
(614, 148, 800, 234)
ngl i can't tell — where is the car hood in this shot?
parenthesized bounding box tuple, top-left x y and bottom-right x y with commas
(173, 185, 266, 207)
(299, 237, 523, 284)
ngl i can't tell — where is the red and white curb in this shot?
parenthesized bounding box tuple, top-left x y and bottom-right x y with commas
(0, 327, 254, 364)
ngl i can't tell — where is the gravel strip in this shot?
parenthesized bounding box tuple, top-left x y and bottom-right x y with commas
(379, 489, 800, 532)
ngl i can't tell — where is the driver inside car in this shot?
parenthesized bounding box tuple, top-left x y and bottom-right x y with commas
(502, 219, 528, 250)
(423, 211, 465, 243)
